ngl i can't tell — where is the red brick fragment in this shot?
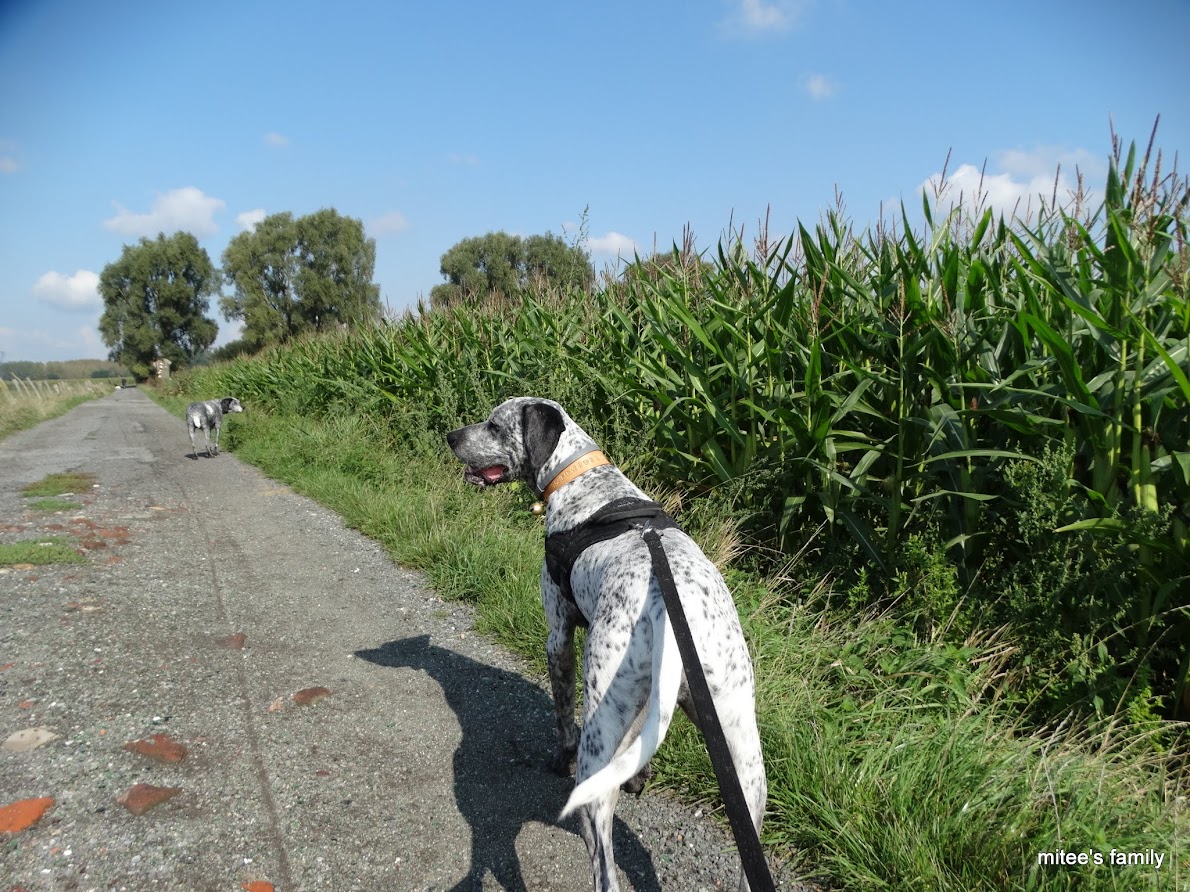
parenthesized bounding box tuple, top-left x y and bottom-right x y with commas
(0, 797, 54, 833)
(292, 686, 331, 706)
(241, 883, 275, 892)
(117, 783, 182, 816)
(216, 633, 247, 650)
(123, 733, 187, 763)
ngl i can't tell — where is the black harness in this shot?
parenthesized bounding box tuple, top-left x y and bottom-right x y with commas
(541, 493, 776, 892)
(544, 497, 681, 623)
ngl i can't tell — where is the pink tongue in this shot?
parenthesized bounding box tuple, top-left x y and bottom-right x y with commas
(481, 465, 505, 483)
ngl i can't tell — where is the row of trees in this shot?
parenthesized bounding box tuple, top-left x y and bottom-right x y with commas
(99, 213, 597, 378)
(98, 209, 383, 378)
(0, 359, 130, 381)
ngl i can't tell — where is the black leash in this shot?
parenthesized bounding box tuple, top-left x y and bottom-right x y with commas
(641, 526, 776, 892)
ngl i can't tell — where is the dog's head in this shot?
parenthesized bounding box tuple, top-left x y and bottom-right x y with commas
(220, 397, 244, 415)
(446, 397, 594, 496)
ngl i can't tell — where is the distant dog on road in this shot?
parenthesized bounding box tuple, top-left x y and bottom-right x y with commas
(186, 397, 243, 459)
(447, 397, 766, 892)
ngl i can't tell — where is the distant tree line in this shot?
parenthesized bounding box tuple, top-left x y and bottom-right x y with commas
(0, 359, 130, 382)
(96, 212, 600, 378)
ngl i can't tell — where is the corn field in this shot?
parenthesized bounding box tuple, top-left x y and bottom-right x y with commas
(177, 132, 1189, 722)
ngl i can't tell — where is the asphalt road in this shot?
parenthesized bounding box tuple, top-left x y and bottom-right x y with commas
(0, 389, 802, 892)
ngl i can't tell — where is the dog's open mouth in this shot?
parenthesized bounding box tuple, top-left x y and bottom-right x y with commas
(464, 464, 508, 486)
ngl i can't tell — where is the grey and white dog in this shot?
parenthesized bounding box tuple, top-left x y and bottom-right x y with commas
(447, 397, 766, 892)
(185, 397, 243, 459)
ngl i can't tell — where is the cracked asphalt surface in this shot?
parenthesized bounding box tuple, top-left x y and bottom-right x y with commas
(1, 389, 805, 891)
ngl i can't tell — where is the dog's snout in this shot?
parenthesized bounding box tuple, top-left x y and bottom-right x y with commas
(446, 429, 461, 450)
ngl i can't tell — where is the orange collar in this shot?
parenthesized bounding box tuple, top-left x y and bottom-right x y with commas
(541, 450, 611, 503)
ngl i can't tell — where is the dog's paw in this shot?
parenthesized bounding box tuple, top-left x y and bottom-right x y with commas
(621, 762, 653, 797)
(551, 746, 577, 777)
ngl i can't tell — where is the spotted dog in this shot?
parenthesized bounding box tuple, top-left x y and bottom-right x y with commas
(447, 397, 766, 892)
(185, 397, 243, 459)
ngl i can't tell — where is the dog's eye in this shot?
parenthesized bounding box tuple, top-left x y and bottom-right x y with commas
(487, 421, 500, 433)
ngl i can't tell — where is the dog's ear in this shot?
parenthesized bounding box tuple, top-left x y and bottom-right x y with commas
(521, 402, 564, 476)
(220, 398, 234, 413)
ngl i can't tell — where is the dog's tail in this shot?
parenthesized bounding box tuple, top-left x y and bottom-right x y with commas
(558, 608, 682, 820)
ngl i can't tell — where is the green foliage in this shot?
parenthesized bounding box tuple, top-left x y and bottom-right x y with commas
(429, 230, 593, 307)
(98, 231, 219, 378)
(173, 128, 1189, 724)
(220, 209, 381, 350)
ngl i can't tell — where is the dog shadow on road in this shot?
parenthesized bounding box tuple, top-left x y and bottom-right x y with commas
(355, 635, 661, 892)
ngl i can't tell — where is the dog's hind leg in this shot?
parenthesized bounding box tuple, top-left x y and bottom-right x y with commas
(577, 790, 622, 892)
(188, 424, 199, 460)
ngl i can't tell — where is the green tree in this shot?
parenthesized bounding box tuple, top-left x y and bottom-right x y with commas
(98, 232, 218, 379)
(430, 231, 592, 307)
(221, 209, 381, 349)
(294, 208, 382, 330)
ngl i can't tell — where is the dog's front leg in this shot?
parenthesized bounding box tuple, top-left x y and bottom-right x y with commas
(543, 572, 579, 776)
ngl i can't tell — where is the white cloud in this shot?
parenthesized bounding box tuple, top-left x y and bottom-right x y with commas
(799, 73, 838, 101)
(447, 152, 479, 166)
(264, 131, 290, 148)
(920, 146, 1104, 221)
(719, 0, 806, 35)
(588, 231, 638, 259)
(236, 208, 267, 231)
(33, 269, 102, 312)
(369, 211, 410, 236)
(103, 187, 226, 238)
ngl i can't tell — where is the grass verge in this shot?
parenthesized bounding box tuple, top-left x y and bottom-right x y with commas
(0, 380, 111, 443)
(148, 394, 1188, 891)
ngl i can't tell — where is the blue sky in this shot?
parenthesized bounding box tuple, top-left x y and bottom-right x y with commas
(1, 0, 1187, 363)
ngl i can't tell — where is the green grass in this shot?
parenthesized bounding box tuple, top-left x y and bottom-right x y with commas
(25, 497, 83, 512)
(146, 397, 1188, 891)
(21, 471, 96, 497)
(0, 536, 86, 566)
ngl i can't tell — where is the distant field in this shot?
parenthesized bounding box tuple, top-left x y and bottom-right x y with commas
(0, 378, 114, 442)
